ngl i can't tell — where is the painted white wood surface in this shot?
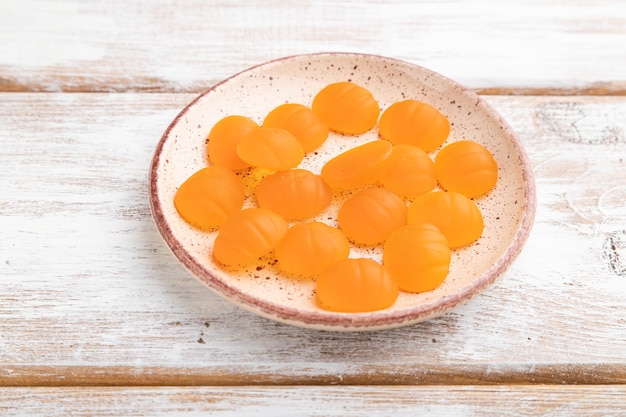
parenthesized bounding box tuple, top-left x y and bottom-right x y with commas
(0, 0, 625, 93)
(1, 93, 625, 386)
(2, 0, 626, 413)
(2, 386, 626, 417)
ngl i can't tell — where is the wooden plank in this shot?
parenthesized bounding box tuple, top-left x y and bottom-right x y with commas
(1, 93, 625, 385)
(2, 385, 626, 416)
(1, 0, 626, 93)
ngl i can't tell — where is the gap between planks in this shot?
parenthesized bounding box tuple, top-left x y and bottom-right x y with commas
(1, 364, 625, 387)
(2, 83, 626, 96)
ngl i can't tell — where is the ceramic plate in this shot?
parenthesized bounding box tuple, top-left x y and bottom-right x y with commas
(148, 52, 536, 331)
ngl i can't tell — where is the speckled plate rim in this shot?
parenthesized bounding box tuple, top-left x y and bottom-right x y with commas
(148, 52, 537, 331)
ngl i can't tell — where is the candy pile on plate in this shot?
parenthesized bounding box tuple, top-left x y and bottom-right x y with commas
(173, 81, 498, 313)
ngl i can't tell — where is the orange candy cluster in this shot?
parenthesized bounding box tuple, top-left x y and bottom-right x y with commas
(174, 80, 498, 314)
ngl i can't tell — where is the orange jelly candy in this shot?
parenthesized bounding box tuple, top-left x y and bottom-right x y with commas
(255, 169, 332, 220)
(379, 144, 437, 198)
(213, 207, 288, 267)
(338, 187, 407, 245)
(407, 190, 484, 248)
(378, 99, 450, 152)
(316, 258, 399, 313)
(383, 223, 451, 293)
(236, 126, 304, 171)
(321, 140, 392, 189)
(275, 222, 350, 277)
(435, 140, 498, 198)
(263, 103, 329, 152)
(207, 115, 259, 170)
(174, 166, 245, 231)
(311, 81, 380, 135)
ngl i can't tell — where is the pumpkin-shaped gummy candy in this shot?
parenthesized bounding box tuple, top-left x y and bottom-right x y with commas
(338, 187, 407, 245)
(378, 99, 450, 152)
(316, 258, 399, 313)
(379, 144, 437, 198)
(435, 140, 498, 198)
(236, 126, 304, 171)
(213, 208, 288, 267)
(321, 140, 392, 189)
(174, 166, 245, 231)
(312, 81, 380, 135)
(383, 223, 451, 293)
(275, 222, 350, 277)
(207, 115, 259, 170)
(407, 190, 484, 248)
(263, 103, 329, 152)
(255, 169, 332, 220)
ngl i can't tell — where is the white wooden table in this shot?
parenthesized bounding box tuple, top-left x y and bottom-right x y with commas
(1, 1, 625, 415)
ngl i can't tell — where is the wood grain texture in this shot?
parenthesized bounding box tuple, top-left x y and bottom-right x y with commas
(1, 0, 626, 93)
(1, 93, 625, 386)
(2, 385, 626, 417)
(2, 0, 625, 412)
